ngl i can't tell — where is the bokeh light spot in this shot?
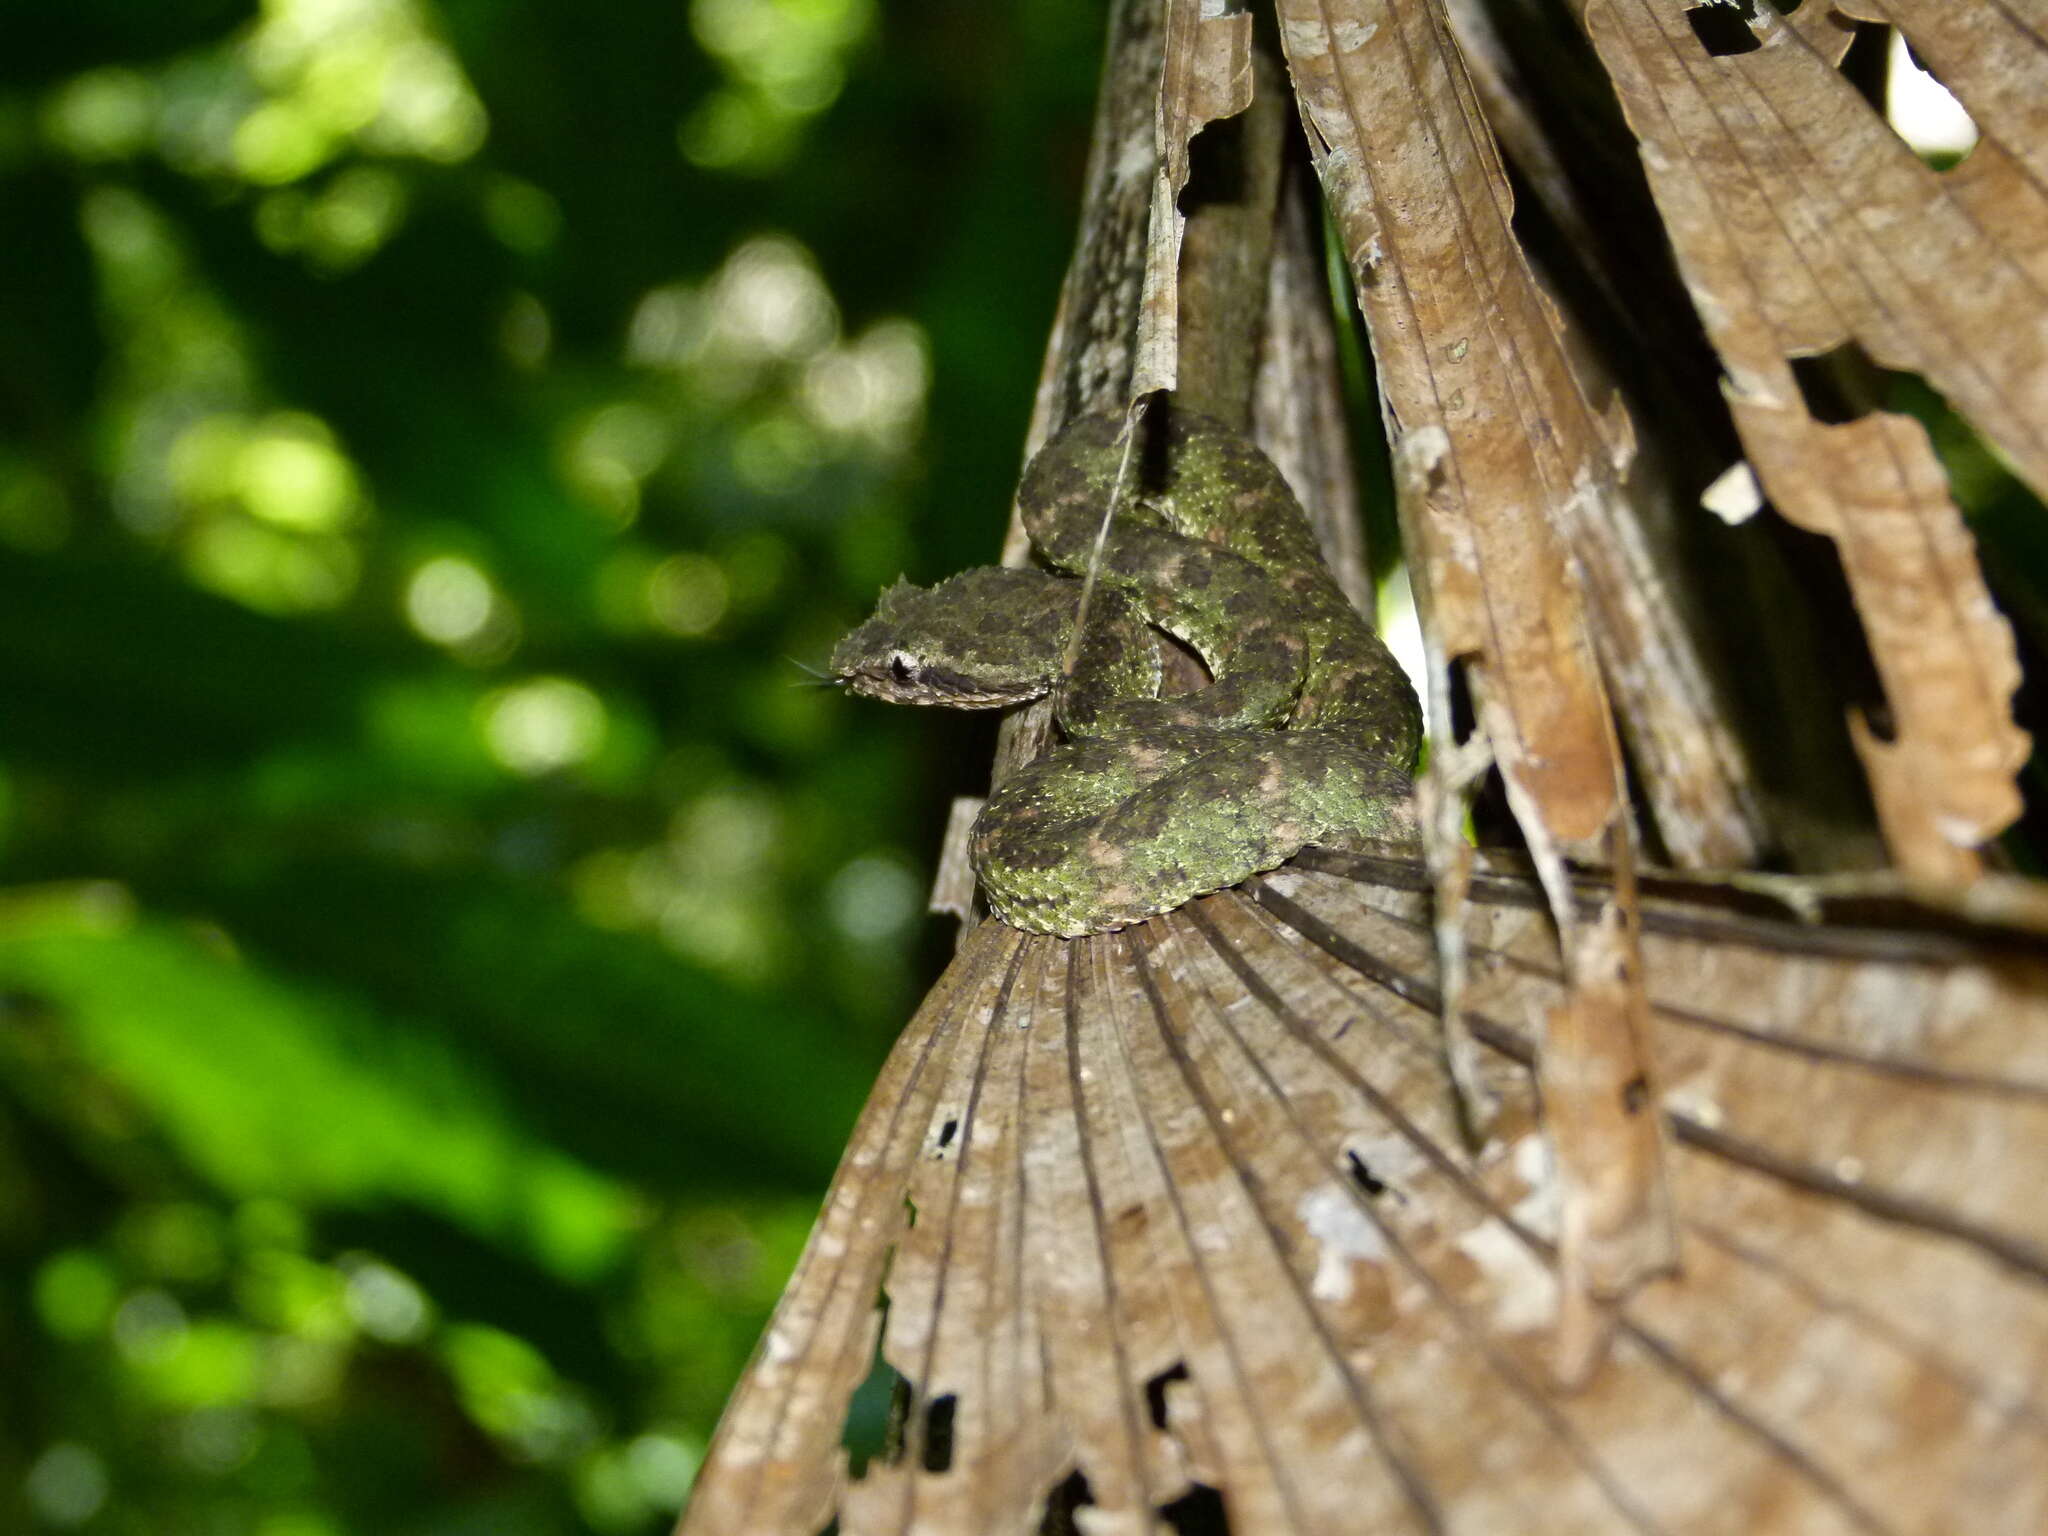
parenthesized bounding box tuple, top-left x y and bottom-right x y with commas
(184, 518, 360, 613)
(341, 1256, 433, 1343)
(483, 176, 562, 253)
(258, 1337, 346, 1410)
(42, 68, 156, 161)
(580, 403, 671, 481)
(239, 0, 489, 179)
(799, 319, 928, 447)
(500, 290, 554, 368)
(685, 0, 874, 171)
(405, 555, 496, 646)
(374, 40, 488, 162)
(301, 164, 408, 269)
(715, 236, 836, 360)
(81, 183, 184, 287)
(113, 1289, 190, 1365)
(672, 787, 782, 875)
(625, 284, 703, 369)
(295, 36, 387, 137)
(25, 1443, 109, 1528)
(732, 412, 819, 494)
(174, 1405, 260, 1474)
(680, 89, 779, 171)
(482, 678, 609, 776)
(33, 1250, 120, 1341)
(140, 1320, 263, 1408)
(649, 553, 730, 636)
(628, 1432, 702, 1506)
(657, 891, 777, 982)
(236, 1250, 351, 1342)
(826, 854, 920, 942)
(235, 420, 361, 530)
(233, 99, 335, 184)
(563, 403, 672, 524)
(171, 413, 365, 532)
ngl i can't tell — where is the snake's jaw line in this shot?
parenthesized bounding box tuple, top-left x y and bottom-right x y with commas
(834, 657, 1048, 709)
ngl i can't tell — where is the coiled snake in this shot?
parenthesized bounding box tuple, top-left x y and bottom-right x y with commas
(833, 410, 1421, 936)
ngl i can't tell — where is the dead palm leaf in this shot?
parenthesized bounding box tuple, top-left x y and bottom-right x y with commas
(680, 2, 2047, 1530)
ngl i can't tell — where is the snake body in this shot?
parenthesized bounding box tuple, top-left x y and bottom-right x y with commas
(833, 410, 1421, 936)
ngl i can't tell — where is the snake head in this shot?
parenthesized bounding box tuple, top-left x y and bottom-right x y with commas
(831, 567, 1077, 707)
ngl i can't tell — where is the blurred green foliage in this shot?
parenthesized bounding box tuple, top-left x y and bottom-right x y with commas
(0, 0, 1104, 1530)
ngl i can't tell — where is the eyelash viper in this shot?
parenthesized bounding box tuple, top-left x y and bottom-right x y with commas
(833, 409, 1421, 936)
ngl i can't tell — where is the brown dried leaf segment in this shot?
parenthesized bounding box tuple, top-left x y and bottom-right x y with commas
(1325, 3, 1771, 872)
(1581, 0, 2033, 880)
(1276, 2, 1621, 844)
(1132, 0, 1255, 400)
(1275, 0, 1676, 1323)
(681, 861, 2048, 1535)
(1539, 892, 1672, 1385)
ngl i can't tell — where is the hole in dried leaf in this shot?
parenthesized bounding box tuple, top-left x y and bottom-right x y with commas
(1446, 656, 1477, 746)
(1887, 30, 1979, 167)
(1436, 661, 1519, 845)
(1836, 20, 1892, 106)
(935, 1116, 959, 1152)
(1789, 341, 1894, 426)
(1039, 1467, 1097, 1535)
(1997, 616, 2048, 860)
(1180, 86, 1254, 215)
(1622, 1074, 1650, 1115)
(1685, 3, 1761, 58)
(1145, 1360, 1190, 1430)
(1159, 1482, 1232, 1534)
(920, 1392, 957, 1473)
(841, 1292, 912, 1478)
(903, 1193, 918, 1229)
(1345, 1149, 1390, 1197)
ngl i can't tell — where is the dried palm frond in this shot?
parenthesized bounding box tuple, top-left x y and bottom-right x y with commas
(680, 1, 2048, 1530)
(683, 855, 2048, 1535)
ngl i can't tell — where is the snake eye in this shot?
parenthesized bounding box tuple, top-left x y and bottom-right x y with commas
(888, 653, 916, 683)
